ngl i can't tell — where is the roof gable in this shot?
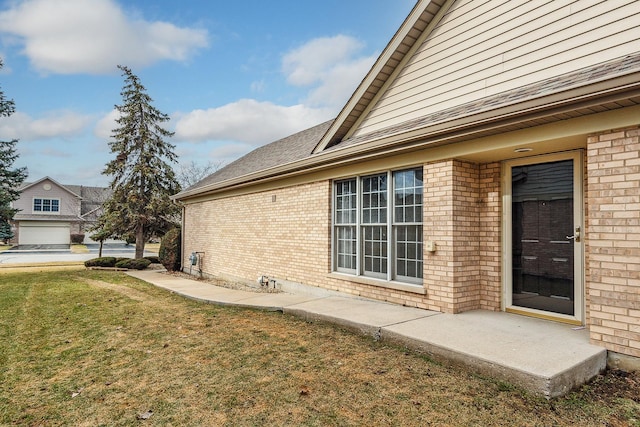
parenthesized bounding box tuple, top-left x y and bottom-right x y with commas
(313, 0, 451, 153)
(317, 0, 640, 152)
(19, 176, 81, 199)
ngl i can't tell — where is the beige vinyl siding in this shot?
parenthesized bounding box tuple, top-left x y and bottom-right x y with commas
(15, 179, 81, 216)
(12, 190, 33, 214)
(354, 0, 640, 137)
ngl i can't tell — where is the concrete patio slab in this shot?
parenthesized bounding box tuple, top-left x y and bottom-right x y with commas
(230, 293, 325, 311)
(129, 271, 322, 308)
(381, 311, 607, 398)
(127, 269, 607, 398)
(285, 296, 440, 336)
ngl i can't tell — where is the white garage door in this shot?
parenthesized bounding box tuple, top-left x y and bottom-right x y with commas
(19, 222, 71, 245)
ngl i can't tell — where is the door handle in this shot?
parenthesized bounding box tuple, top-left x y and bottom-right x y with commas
(566, 227, 580, 242)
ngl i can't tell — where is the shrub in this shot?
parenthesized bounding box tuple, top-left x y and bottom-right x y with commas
(84, 257, 117, 268)
(0, 221, 14, 243)
(115, 258, 151, 270)
(144, 256, 160, 264)
(159, 228, 181, 271)
(70, 233, 85, 244)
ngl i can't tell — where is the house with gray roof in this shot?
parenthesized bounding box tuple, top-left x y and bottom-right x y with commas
(10, 176, 109, 245)
(175, 0, 640, 369)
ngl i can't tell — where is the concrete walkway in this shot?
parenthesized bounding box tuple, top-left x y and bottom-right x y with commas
(128, 270, 606, 398)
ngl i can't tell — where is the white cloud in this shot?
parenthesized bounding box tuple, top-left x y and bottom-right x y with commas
(173, 99, 331, 146)
(0, 110, 92, 141)
(41, 146, 70, 158)
(0, 55, 11, 74)
(282, 35, 377, 108)
(305, 55, 376, 107)
(172, 35, 377, 152)
(94, 109, 120, 139)
(0, 0, 208, 74)
(283, 35, 364, 86)
(250, 80, 265, 93)
(172, 36, 373, 148)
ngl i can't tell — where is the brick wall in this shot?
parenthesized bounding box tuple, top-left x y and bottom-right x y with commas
(587, 126, 640, 357)
(183, 181, 332, 286)
(423, 160, 493, 313)
(183, 161, 503, 315)
(9, 222, 19, 244)
(479, 162, 502, 311)
(584, 158, 591, 324)
(451, 161, 481, 312)
(423, 160, 457, 312)
(183, 180, 434, 308)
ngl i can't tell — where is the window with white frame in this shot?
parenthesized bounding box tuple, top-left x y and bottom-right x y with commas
(33, 198, 60, 213)
(335, 179, 357, 272)
(333, 167, 423, 284)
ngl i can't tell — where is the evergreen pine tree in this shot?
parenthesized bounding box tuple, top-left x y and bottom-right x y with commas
(100, 65, 181, 258)
(0, 59, 28, 243)
(0, 220, 13, 243)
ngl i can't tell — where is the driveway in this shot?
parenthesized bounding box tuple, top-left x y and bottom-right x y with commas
(0, 243, 155, 265)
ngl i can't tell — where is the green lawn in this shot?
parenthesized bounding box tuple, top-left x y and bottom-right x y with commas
(1, 270, 638, 426)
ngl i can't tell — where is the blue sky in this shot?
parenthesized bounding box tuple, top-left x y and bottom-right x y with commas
(0, 0, 415, 187)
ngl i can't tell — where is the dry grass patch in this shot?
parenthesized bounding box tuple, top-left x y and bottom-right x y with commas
(0, 263, 85, 274)
(70, 245, 90, 254)
(145, 243, 160, 254)
(0, 270, 638, 426)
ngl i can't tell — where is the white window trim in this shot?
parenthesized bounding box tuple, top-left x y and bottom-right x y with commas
(331, 167, 424, 288)
(32, 197, 61, 215)
(361, 171, 390, 280)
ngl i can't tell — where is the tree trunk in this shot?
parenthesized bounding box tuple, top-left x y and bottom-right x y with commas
(99, 240, 104, 258)
(135, 225, 145, 259)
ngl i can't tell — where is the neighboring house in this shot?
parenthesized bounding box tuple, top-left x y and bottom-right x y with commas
(175, 1, 640, 363)
(10, 177, 109, 245)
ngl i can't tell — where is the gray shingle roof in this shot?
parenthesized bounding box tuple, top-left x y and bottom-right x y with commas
(184, 120, 334, 192)
(64, 185, 111, 215)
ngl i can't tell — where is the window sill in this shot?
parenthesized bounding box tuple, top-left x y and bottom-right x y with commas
(328, 272, 426, 295)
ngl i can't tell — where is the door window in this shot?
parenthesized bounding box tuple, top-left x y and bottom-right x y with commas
(504, 151, 584, 323)
(511, 160, 575, 315)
